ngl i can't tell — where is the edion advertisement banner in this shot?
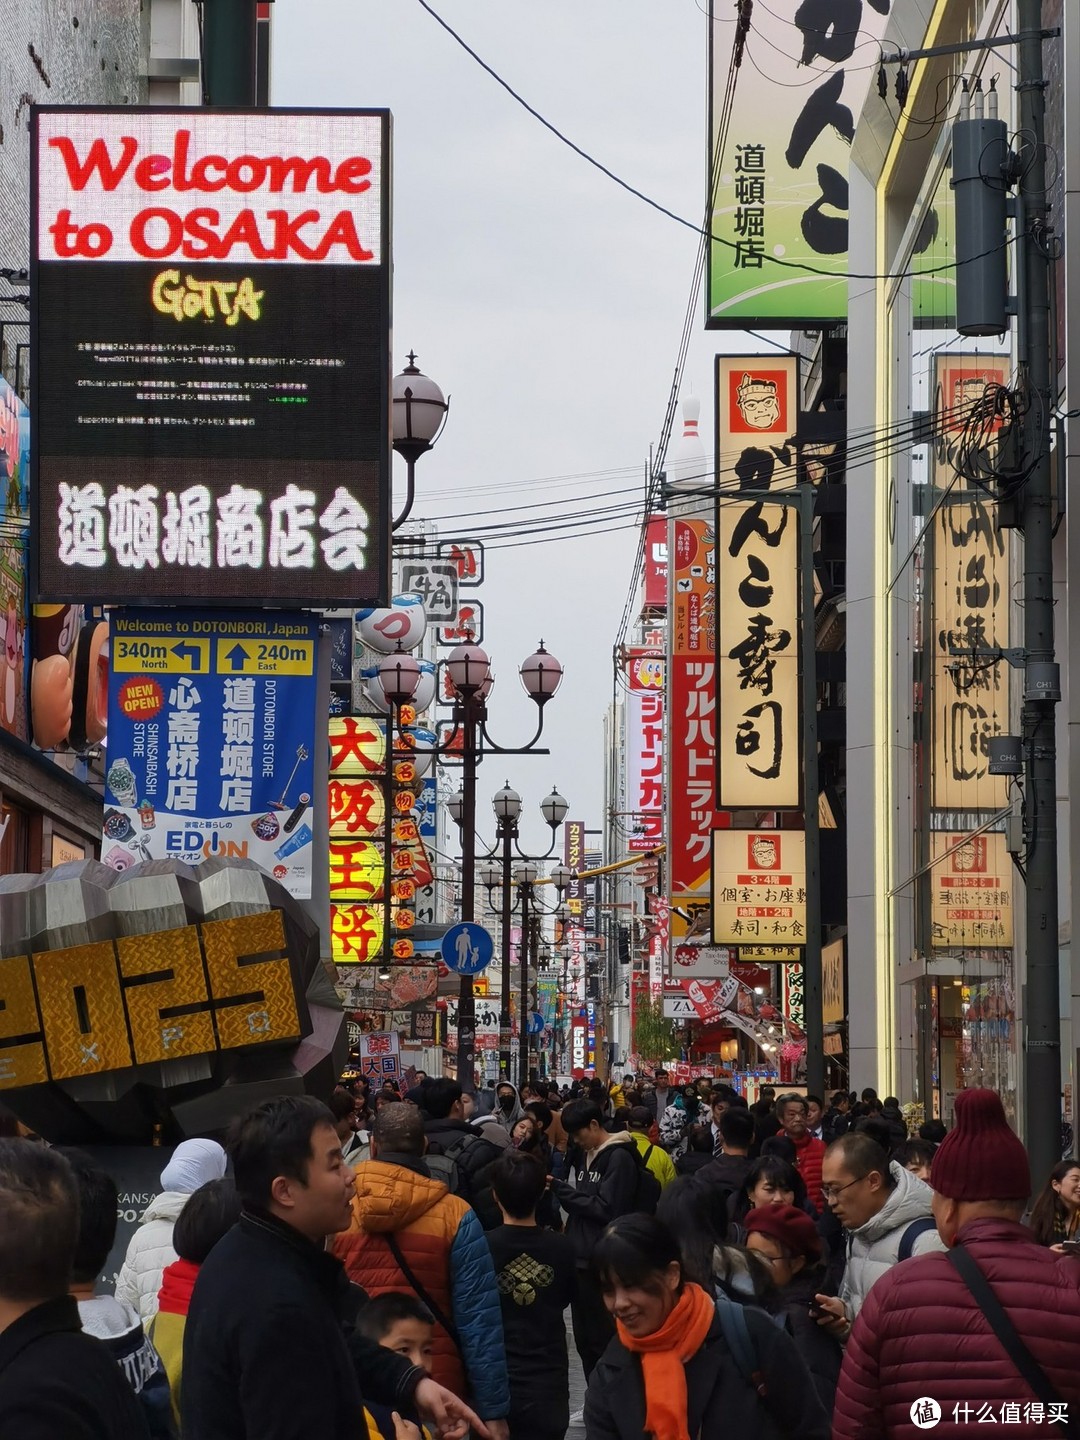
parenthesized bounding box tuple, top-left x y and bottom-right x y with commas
(31, 107, 391, 608)
(103, 610, 318, 897)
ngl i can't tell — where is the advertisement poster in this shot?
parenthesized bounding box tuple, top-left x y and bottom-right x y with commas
(0, 379, 30, 739)
(104, 610, 317, 895)
(32, 108, 391, 607)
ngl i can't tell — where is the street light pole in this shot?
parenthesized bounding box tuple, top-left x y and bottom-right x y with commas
(444, 644, 564, 1088)
(492, 783, 522, 1078)
(456, 693, 480, 1093)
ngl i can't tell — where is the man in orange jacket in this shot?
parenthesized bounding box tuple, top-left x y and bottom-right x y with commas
(332, 1104, 510, 1440)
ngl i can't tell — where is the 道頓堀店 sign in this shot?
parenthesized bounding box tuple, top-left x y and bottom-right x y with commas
(31, 107, 391, 608)
(706, 0, 889, 327)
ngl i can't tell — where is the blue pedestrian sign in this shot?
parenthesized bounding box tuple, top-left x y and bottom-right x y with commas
(440, 922, 494, 976)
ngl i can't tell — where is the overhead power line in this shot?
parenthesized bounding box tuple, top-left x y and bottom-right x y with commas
(413, 0, 1017, 287)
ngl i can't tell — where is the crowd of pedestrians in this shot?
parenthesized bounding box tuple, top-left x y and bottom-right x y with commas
(4, 1070, 1080, 1438)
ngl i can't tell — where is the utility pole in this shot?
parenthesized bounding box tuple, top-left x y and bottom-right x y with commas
(201, 0, 258, 106)
(800, 485, 824, 1101)
(1016, 0, 1060, 1185)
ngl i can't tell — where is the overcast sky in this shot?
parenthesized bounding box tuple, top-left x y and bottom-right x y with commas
(273, 0, 770, 856)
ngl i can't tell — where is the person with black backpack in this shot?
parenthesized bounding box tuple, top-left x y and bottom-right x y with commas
(550, 1100, 658, 1403)
(583, 1213, 830, 1440)
(420, 1078, 502, 1231)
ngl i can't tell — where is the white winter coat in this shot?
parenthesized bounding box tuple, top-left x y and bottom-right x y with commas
(839, 1161, 947, 1319)
(114, 1190, 188, 1325)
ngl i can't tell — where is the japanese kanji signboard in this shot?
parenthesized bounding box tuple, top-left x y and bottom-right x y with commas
(626, 648, 664, 854)
(715, 355, 800, 810)
(103, 611, 317, 896)
(32, 108, 391, 607)
(669, 518, 716, 916)
(355, 1028, 401, 1082)
(930, 355, 1010, 812)
(711, 830, 807, 946)
(930, 832, 1013, 949)
(706, 2, 889, 327)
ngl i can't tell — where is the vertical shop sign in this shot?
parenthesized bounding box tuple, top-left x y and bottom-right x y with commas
(564, 820, 585, 918)
(669, 519, 716, 912)
(626, 649, 664, 854)
(643, 516, 668, 608)
(706, 2, 889, 327)
(930, 356, 1010, 812)
(930, 832, 1013, 948)
(104, 610, 317, 896)
(715, 356, 800, 809)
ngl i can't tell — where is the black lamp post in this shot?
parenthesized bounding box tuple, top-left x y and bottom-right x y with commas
(392, 353, 449, 533)
(443, 643, 564, 1090)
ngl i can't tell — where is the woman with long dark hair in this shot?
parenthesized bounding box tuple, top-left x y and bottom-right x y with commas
(727, 1156, 810, 1239)
(583, 1213, 828, 1439)
(1029, 1160, 1080, 1248)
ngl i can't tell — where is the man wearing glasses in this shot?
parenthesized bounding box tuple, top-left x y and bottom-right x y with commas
(812, 1130, 944, 1337)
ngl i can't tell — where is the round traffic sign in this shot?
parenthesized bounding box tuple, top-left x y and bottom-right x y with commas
(440, 922, 494, 976)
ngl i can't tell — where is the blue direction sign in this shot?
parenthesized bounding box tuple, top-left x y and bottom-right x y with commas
(440, 922, 494, 976)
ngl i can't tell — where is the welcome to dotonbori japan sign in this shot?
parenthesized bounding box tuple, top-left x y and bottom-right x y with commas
(31, 108, 391, 607)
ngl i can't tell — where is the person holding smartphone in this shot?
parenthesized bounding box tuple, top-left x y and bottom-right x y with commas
(743, 1205, 842, 1413)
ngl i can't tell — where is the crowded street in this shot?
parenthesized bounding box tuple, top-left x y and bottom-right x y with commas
(1, 0, 1079, 1437)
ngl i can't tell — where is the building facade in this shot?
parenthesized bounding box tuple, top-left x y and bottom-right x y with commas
(846, 0, 1073, 1130)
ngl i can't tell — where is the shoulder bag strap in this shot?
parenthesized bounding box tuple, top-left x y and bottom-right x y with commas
(948, 1246, 1070, 1422)
(383, 1231, 463, 1354)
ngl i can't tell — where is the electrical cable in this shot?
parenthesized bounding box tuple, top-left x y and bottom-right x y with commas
(413, 0, 1019, 288)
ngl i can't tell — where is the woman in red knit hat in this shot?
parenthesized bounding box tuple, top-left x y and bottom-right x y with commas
(744, 1204, 842, 1412)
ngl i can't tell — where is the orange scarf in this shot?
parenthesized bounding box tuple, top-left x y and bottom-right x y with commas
(615, 1282, 715, 1440)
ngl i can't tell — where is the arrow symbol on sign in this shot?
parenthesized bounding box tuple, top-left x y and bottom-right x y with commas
(172, 641, 200, 668)
(224, 643, 248, 672)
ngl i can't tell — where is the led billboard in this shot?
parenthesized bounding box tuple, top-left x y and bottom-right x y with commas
(31, 107, 391, 607)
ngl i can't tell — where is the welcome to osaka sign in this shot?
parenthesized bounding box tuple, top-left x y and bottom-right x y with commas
(31, 107, 392, 607)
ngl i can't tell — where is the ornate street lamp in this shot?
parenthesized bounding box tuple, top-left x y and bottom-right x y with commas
(392, 353, 448, 531)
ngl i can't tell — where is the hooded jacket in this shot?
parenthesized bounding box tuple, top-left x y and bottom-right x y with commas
(834, 1218, 1080, 1439)
(115, 1140, 226, 1325)
(114, 1192, 189, 1326)
(492, 1088, 525, 1133)
(76, 1295, 175, 1440)
(839, 1162, 946, 1318)
(331, 1154, 510, 1423)
(551, 1130, 641, 1261)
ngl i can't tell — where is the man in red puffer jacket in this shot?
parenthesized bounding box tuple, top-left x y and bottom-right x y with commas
(778, 1093, 826, 1212)
(834, 1089, 1080, 1438)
